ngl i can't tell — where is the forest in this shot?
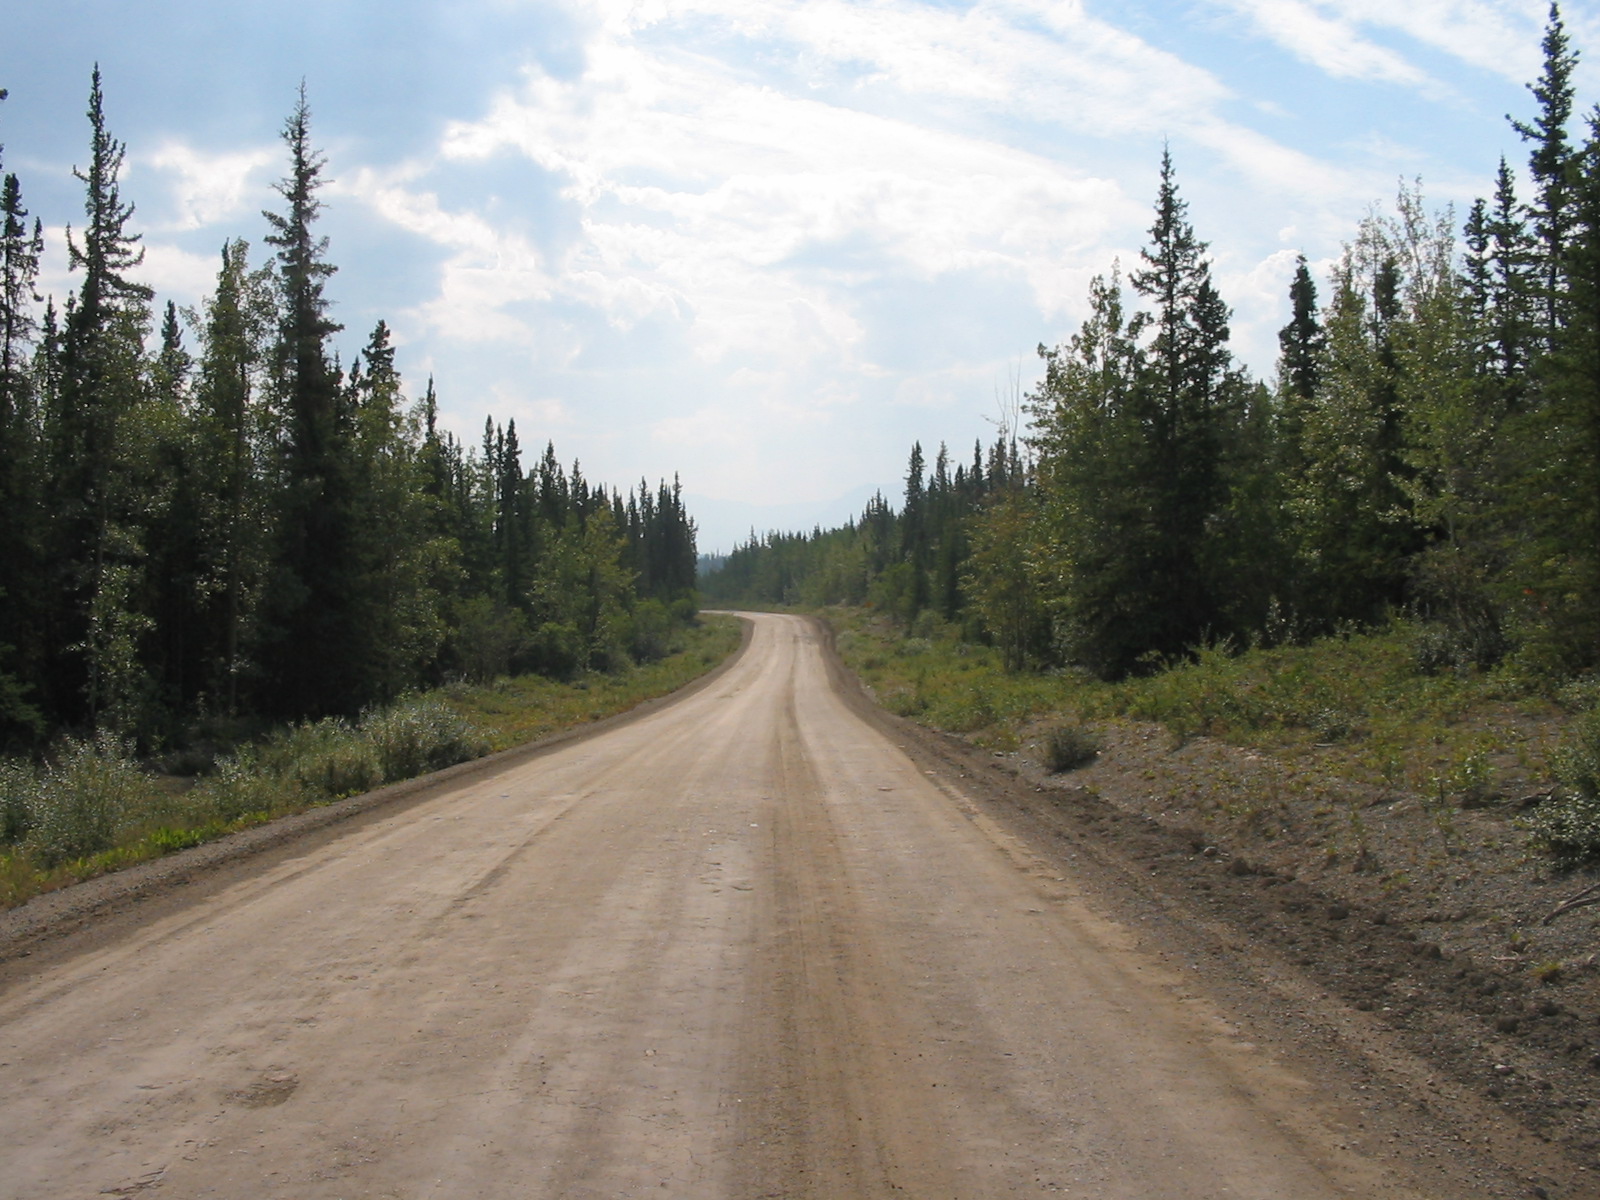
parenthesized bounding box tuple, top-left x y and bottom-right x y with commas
(704, 6, 1600, 693)
(0, 77, 699, 753)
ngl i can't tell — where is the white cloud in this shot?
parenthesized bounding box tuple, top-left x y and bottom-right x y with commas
(425, 31, 1138, 376)
(625, 0, 1234, 136)
(1327, 0, 1545, 83)
(1214, 0, 1545, 89)
(1220, 245, 1305, 374)
(1212, 0, 1437, 88)
(298, 0, 1508, 502)
(135, 241, 223, 302)
(142, 141, 277, 232)
(334, 164, 560, 344)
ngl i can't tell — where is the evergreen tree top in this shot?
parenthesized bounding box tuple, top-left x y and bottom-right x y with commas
(1511, 3, 1577, 171)
(67, 66, 152, 315)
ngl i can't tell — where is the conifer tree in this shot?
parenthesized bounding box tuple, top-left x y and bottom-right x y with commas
(192, 239, 273, 714)
(1520, 108, 1600, 667)
(0, 174, 42, 409)
(1289, 247, 1410, 628)
(1125, 147, 1238, 663)
(1275, 254, 1324, 487)
(52, 66, 156, 730)
(493, 418, 532, 609)
(1027, 267, 1147, 675)
(1278, 255, 1323, 403)
(1485, 158, 1537, 393)
(1511, 3, 1579, 339)
(260, 84, 358, 716)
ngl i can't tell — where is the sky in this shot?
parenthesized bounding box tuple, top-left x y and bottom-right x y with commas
(2, 0, 1595, 551)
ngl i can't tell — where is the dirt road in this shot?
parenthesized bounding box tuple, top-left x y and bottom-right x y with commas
(0, 614, 1546, 1197)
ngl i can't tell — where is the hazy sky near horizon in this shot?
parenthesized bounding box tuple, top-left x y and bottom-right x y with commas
(3, 1, 1593, 549)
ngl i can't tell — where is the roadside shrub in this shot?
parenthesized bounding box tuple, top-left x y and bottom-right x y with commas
(1041, 723, 1099, 773)
(928, 684, 995, 732)
(1528, 711, 1600, 867)
(293, 720, 382, 799)
(1309, 707, 1357, 742)
(1558, 676, 1600, 713)
(360, 698, 487, 781)
(194, 749, 302, 823)
(26, 733, 151, 867)
(145, 825, 210, 854)
(1555, 710, 1600, 804)
(628, 599, 675, 664)
(192, 699, 487, 823)
(233, 718, 378, 802)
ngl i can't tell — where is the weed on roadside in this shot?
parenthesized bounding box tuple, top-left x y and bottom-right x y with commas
(1040, 723, 1100, 773)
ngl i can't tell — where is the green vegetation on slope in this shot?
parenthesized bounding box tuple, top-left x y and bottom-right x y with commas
(828, 606, 1600, 865)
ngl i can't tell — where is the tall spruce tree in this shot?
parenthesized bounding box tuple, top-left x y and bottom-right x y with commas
(1486, 157, 1537, 395)
(1511, 3, 1579, 341)
(1125, 147, 1238, 665)
(52, 67, 156, 730)
(349, 319, 455, 700)
(0, 174, 42, 412)
(193, 239, 273, 714)
(1276, 254, 1324, 493)
(1521, 107, 1600, 667)
(1278, 255, 1324, 404)
(1027, 266, 1148, 676)
(260, 85, 357, 716)
(900, 441, 930, 618)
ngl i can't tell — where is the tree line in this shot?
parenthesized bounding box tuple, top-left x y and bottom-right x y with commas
(0, 75, 697, 749)
(704, 4, 1599, 685)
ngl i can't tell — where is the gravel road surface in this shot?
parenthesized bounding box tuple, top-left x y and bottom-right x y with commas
(0, 614, 1552, 1197)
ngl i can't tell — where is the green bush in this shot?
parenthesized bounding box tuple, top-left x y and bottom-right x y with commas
(628, 599, 675, 664)
(270, 718, 381, 799)
(1041, 723, 1099, 773)
(195, 749, 302, 822)
(146, 825, 210, 854)
(25, 734, 152, 867)
(1528, 711, 1600, 867)
(197, 718, 373, 815)
(0, 757, 36, 843)
(360, 698, 487, 781)
(193, 699, 487, 823)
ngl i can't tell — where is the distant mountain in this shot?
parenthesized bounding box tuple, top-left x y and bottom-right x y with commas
(686, 485, 888, 555)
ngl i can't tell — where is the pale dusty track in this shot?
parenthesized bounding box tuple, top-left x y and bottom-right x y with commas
(0, 614, 1470, 1198)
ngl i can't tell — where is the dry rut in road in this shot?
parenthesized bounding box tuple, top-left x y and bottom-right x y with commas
(0, 614, 1549, 1198)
